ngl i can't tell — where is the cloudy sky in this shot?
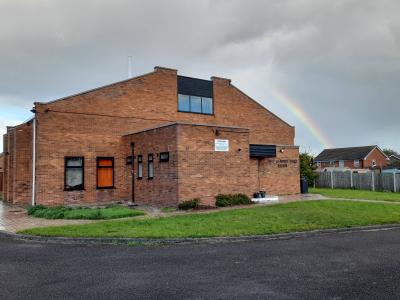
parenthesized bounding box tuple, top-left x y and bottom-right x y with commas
(1, 0, 399, 154)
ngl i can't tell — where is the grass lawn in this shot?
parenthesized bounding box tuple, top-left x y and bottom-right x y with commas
(27, 205, 145, 220)
(20, 200, 400, 238)
(160, 207, 176, 213)
(310, 188, 400, 202)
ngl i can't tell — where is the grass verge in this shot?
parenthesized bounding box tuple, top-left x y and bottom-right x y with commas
(160, 207, 175, 213)
(27, 204, 145, 220)
(310, 188, 400, 202)
(20, 200, 400, 238)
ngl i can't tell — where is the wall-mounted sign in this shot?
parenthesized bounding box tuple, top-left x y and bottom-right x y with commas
(272, 159, 298, 168)
(215, 139, 229, 152)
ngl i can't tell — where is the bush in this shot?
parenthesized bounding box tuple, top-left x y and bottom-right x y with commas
(32, 206, 69, 219)
(27, 205, 144, 220)
(300, 152, 318, 186)
(215, 193, 253, 207)
(27, 205, 46, 215)
(178, 198, 200, 210)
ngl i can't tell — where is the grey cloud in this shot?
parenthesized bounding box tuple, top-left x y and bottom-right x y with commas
(0, 0, 399, 153)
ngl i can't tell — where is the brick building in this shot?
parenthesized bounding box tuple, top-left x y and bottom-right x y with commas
(0, 153, 3, 193)
(314, 145, 389, 171)
(2, 66, 300, 207)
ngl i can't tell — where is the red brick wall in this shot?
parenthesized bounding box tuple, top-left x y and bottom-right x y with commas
(252, 146, 300, 196)
(0, 153, 3, 192)
(2, 123, 33, 204)
(123, 125, 179, 207)
(5, 67, 298, 206)
(318, 160, 361, 169)
(364, 148, 389, 169)
(124, 123, 299, 207)
(176, 124, 252, 206)
(2, 134, 8, 198)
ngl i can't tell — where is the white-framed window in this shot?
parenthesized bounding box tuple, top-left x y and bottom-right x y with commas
(316, 162, 321, 167)
(372, 160, 377, 167)
(354, 160, 360, 168)
(330, 161, 335, 166)
(339, 160, 344, 168)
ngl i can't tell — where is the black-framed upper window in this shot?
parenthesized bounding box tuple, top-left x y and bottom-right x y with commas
(65, 157, 84, 191)
(160, 152, 169, 162)
(137, 155, 143, 179)
(97, 157, 114, 189)
(148, 154, 154, 179)
(178, 94, 213, 115)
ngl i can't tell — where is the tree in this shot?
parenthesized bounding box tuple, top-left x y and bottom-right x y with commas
(299, 152, 318, 185)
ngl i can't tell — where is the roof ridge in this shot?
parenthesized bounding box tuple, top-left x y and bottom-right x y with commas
(322, 145, 376, 151)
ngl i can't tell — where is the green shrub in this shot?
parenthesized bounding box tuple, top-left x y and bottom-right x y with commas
(27, 205, 46, 215)
(27, 205, 144, 220)
(215, 193, 253, 207)
(33, 206, 69, 219)
(178, 198, 200, 210)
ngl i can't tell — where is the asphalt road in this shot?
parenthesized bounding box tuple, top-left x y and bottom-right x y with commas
(1, 228, 400, 299)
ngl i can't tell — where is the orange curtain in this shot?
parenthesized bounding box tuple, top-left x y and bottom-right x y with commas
(98, 158, 113, 187)
(98, 158, 113, 167)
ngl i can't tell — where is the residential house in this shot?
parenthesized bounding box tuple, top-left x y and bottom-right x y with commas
(388, 154, 400, 167)
(314, 145, 389, 171)
(2, 66, 300, 207)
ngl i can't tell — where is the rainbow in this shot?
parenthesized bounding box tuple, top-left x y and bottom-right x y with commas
(269, 88, 332, 149)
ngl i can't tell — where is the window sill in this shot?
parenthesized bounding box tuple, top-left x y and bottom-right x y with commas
(148, 177, 154, 180)
(177, 110, 214, 116)
(64, 189, 85, 192)
(96, 187, 116, 190)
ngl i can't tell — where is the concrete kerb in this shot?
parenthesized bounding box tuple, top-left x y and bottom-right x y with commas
(2, 224, 400, 246)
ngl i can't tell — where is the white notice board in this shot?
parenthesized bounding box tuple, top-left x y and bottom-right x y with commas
(214, 139, 229, 152)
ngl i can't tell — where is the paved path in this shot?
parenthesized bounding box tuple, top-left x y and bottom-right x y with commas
(2, 226, 400, 299)
(0, 202, 93, 232)
(325, 197, 400, 204)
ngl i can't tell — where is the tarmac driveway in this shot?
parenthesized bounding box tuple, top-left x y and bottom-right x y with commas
(1, 227, 400, 299)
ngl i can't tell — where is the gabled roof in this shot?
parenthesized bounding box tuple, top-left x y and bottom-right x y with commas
(315, 145, 384, 162)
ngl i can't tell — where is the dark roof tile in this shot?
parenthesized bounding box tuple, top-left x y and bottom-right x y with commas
(315, 146, 377, 161)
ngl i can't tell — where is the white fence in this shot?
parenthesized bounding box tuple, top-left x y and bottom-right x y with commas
(315, 171, 400, 192)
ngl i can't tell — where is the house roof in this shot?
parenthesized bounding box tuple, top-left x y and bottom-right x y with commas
(315, 145, 381, 162)
(389, 154, 400, 161)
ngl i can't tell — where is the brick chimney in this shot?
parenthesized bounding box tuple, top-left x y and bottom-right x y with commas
(211, 76, 231, 86)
